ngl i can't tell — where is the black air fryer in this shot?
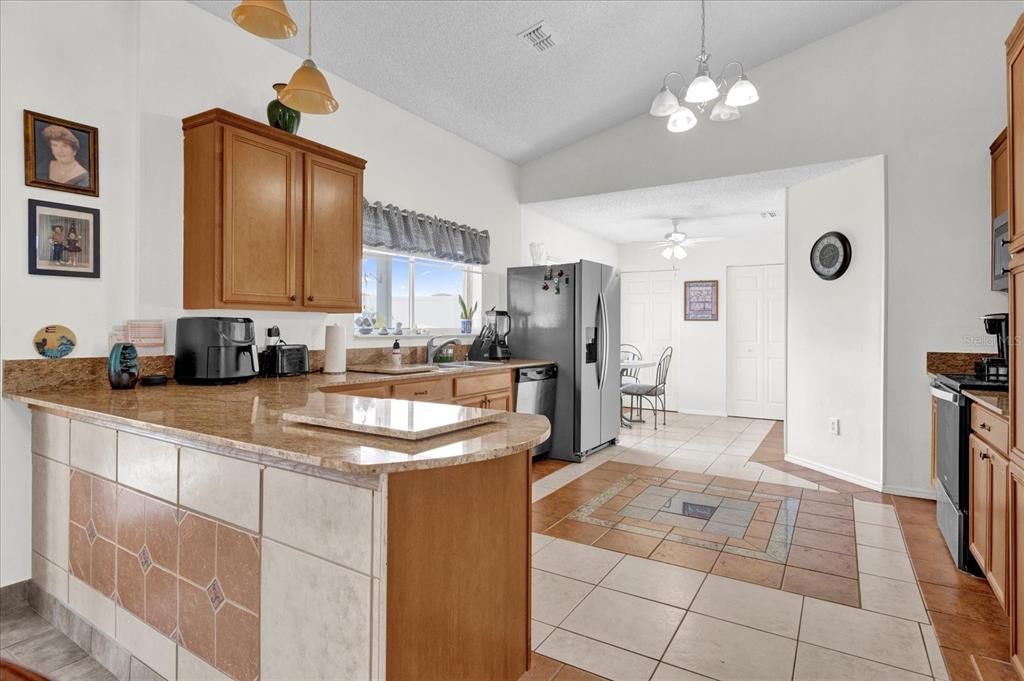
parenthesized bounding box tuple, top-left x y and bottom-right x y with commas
(174, 317, 259, 385)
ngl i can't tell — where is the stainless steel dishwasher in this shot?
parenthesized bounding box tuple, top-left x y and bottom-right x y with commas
(514, 365, 557, 456)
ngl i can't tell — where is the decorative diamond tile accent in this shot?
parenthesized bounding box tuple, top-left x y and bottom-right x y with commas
(138, 544, 153, 573)
(207, 578, 225, 611)
(85, 519, 97, 544)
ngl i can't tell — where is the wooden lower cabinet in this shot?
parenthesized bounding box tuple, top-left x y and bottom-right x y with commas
(971, 434, 993, 574)
(993, 452, 1010, 609)
(327, 370, 513, 412)
(1010, 460, 1024, 677)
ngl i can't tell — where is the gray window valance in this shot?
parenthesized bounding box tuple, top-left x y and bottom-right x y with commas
(362, 199, 490, 265)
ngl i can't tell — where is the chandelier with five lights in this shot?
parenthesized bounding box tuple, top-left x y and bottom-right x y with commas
(648, 0, 759, 133)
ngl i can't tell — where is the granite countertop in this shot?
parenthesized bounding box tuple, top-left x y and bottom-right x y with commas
(318, 358, 554, 388)
(963, 389, 1010, 419)
(6, 365, 551, 475)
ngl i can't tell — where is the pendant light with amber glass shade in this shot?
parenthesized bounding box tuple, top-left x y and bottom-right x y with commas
(231, 0, 298, 40)
(278, 0, 338, 114)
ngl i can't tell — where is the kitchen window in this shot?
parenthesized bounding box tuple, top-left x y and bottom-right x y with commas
(358, 250, 481, 335)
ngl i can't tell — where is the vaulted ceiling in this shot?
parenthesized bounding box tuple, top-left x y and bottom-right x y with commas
(194, 1, 902, 163)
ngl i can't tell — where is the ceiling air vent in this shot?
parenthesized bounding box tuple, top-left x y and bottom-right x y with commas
(518, 21, 558, 53)
(760, 211, 779, 219)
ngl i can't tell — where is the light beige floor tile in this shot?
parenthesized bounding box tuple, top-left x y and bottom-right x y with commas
(793, 642, 931, 681)
(853, 499, 900, 528)
(538, 628, 658, 681)
(533, 485, 556, 502)
(532, 569, 593, 626)
(650, 663, 715, 681)
(758, 469, 819, 489)
(532, 532, 556, 555)
(799, 598, 931, 675)
(531, 620, 554, 651)
(856, 544, 916, 582)
(859, 573, 928, 622)
(600, 555, 706, 610)
(561, 586, 685, 658)
(855, 523, 907, 552)
(532, 538, 625, 584)
(920, 623, 949, 681)
(614, 449, 670, 466)
(663, 612, 796, 681)
(689, 573, 803, 638)
(703, 463, 762, 481)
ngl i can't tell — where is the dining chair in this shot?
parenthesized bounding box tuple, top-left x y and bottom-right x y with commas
(620, 344, 643, 424)
(621, 346, 673, 429)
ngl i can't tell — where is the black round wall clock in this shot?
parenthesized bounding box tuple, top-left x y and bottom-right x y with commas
(810, 231, 852, 280)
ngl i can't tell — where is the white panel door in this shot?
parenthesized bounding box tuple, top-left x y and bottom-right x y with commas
(620, 271, 679, 410)
(727, 264, 785, 419)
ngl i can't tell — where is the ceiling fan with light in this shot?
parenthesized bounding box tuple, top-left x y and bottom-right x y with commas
(635, 219, 725, 260)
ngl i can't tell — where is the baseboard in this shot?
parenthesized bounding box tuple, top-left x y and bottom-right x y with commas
(882, 484, 937, 500)
(677, 409, 728, 417)
(0, 579, 29, 612)
(784, 454, 883, 491)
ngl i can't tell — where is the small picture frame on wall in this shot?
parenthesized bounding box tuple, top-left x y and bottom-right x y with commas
(28, 199, 100, 278)
(684, 280, 718, 321)
(24, 110, 99, 197)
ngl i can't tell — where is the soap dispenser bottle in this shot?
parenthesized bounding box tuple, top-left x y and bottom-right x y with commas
(391, 339, 401, 367)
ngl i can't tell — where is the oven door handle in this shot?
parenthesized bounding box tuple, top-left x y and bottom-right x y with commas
(930, 386, 963, 406)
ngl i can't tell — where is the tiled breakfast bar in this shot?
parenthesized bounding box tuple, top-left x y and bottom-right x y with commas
(6, 374, 549, 681)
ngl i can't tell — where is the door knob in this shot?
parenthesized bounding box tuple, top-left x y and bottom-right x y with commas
(289, 295, 296, 301)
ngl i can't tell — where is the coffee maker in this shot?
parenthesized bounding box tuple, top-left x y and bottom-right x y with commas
(978, 313, 1009, 383)
(468, 308, 512, 360)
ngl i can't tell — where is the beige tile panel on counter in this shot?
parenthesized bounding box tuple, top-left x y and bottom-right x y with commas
(7, 368, 551, 475)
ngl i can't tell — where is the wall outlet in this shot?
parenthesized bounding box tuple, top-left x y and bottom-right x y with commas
(829, 418, 840, 435)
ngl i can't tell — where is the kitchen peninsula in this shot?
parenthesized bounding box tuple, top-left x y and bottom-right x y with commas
(6, 365, 549, 681)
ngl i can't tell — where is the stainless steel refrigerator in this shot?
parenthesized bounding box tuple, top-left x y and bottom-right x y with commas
(507, 260, 620, 462)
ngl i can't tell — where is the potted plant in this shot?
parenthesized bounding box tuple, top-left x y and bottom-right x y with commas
(458, 295, 477, 334)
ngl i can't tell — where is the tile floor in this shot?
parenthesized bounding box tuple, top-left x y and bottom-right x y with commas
(525, 411, 1013, 681)
(1, 605, 119, 680)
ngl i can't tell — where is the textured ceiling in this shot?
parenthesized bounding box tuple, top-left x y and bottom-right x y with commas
(523, 160, 862, 244)
(192, 1, 902, 163)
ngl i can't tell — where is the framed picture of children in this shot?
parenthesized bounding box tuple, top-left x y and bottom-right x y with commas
(28, 199, 100, 278)
(24, 110, 99, 197)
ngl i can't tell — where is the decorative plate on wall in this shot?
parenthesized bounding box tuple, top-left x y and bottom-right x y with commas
(33, 324, 77, 359)
(810, 231, 852, 280)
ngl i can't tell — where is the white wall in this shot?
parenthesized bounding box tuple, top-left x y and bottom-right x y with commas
(520, 207, 619, 267)
(0, 0, 522, 585)
(520, 2, 1018, 497)
(787, 157, 887, 489)
(618, 232, 785, 416)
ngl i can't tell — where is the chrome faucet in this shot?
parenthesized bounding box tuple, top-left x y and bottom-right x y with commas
(426, 336, 462, 364)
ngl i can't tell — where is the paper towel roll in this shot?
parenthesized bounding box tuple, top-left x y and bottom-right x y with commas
(323, 324, 347, 374)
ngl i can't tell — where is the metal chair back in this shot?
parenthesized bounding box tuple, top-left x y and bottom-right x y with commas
(654, 346, 673, 391)
(620, 344, 642, 381)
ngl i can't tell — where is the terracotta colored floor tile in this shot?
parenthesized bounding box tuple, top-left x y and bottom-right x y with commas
(593, 529, 661, 557)
(919, 582, 1008, 628)
(799, 499, 854, 520)
(533, 496, 587, 519)
(581, 467, 628, 483)
(894, 504, 939, 527)
(851, 491, 896, 505)
(597, 461, 639, 473)
(620, 482, 650, 499)
(543, 519, 609, 545)
(519, 653, 562, 681)
(670, 471, 715, 484)
(902, 522, 947, 545)
(755, 482, 806, 498)
(711, 476, 757, 491)
(931, 611, 1010, 661)
(939, 647, 981, 681)
(753, 506, 779, 523)
(822, 480, 872, 494)
(711, 552, 785, 588)
(650, 540, 719, 572)
(532, 458, 570, 483)
(800, 489, 854, 506)
(616, 517, 673, 535)
(601, 495, 633, 513)
(666, 525, 729, 546)
(791, 527, 857, 556)
(727, 536, 769, 551)
(795, 512, 855, 536)
(533, 512, 563, 533)
(589, 509, 624, 523)
(781, 566, 859, 607)
(633, 466, 676, 480)
(786, 544, 858, 579)
(745, 520, 774, 539)
(552, 667, 607, 681)
(912, 556, 994, 593)
(908, 535, 963, 565)
(974, 655, 1017, 681)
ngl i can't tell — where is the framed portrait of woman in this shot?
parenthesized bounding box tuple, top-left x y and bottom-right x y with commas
(24, 110, 99, 197)
(28, 199, 100, 278)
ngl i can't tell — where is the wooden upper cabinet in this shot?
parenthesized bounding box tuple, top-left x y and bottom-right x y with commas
(996, 129, 1010, 220)
(182, 109, 366, 312)
(303, 153, 363, 310)
(222, 128, 301, 307)
(1009, 15, 1024, 247)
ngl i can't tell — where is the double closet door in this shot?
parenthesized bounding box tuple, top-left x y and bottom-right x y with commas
(726, 264, 785, 420)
